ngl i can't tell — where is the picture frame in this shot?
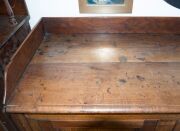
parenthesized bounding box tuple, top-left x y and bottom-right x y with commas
(79, 0, 133, 14)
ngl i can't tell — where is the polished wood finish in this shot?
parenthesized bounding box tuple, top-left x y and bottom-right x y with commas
(6, 33, 180, 114)
(31, 34, 180, 63)
(3, 17, 180, 131)
(43, 17, 180, 34)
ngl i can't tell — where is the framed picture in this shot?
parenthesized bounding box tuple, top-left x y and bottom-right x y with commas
(79, 0, 133, 14)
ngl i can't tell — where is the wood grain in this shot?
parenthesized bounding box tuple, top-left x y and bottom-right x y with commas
(21, 114, 180, 131)
(6, 62, 180, 113)
(43, 17, 180, 34)
(26, 114, 180, 121)
(5, 31, 180, 114)
(31, 34, 180, 64)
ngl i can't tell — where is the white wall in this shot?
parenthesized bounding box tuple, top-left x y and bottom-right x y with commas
(25, 0, 180, 27)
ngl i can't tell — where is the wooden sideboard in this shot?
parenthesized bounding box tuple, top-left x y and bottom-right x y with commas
(1, 17, 180, 131)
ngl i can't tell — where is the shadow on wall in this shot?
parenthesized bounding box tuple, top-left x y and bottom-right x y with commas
(165, 0, 180, 9)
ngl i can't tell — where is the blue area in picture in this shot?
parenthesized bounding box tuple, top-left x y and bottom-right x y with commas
(87, 0, 125, 5)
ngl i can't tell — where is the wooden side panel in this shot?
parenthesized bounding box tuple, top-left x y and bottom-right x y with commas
(0, 0, 28, 16)
(4, 19, 44, 104)
(43, 17, 180, 34)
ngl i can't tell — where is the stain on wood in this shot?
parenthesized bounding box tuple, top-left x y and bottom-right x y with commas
(136, 75, 145, 81)
(107, 88, 111, 94)
(177, 82, 180, 85)
(136, 57, 146, 61)
(118, 79, 127, 85)
(119, 56, 128, 63)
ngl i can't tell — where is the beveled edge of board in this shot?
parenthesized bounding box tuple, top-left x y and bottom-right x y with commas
(5, 104, 180, 114)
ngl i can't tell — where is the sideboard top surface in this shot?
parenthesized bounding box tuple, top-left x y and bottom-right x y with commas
(3, 17, 180, 114)
(6, 31, 180, 114)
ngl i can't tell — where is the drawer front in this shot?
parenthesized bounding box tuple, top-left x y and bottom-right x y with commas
(11, 114, 180, 131)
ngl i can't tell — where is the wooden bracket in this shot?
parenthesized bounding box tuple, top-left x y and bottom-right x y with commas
(3, 0, 18, 26)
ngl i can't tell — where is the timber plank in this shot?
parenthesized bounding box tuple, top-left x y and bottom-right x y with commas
(31, 34, 180, 64)
(6, 62, 180, 113)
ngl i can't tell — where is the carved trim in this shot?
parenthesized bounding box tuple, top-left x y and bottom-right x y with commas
(3, 0, 18, 26)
